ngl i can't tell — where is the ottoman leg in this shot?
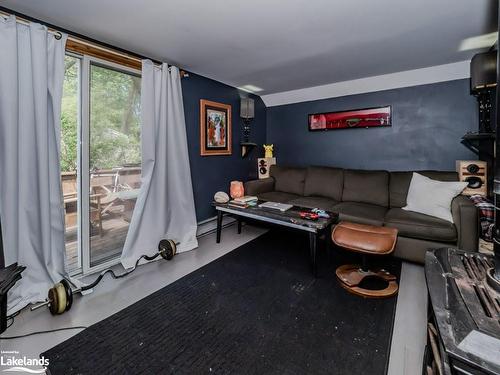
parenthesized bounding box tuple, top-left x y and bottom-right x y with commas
(336, 264, 398, 298)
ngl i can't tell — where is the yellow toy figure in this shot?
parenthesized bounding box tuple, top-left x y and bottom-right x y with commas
(263, 144, 274, 158)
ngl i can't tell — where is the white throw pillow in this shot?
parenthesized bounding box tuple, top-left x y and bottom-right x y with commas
(403, 172, 467, 223)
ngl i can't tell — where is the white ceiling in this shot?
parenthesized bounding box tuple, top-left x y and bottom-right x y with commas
(1, 0, 496, 95)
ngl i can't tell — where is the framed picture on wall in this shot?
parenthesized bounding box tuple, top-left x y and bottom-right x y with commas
(308, 105, 392, 131)
(200, 99, 232, 156)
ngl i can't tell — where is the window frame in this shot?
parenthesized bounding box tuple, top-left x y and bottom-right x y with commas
(64, 52, 83, 276)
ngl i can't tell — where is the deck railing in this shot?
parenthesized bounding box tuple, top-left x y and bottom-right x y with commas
(61, 166, 141, 231)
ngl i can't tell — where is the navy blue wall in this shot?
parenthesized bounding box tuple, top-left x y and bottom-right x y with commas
(184, 77, 477, 221)
(182, 74, 266, 222)
(266, 79, 477, 171)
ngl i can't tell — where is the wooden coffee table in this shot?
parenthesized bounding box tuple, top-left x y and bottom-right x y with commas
(214, 202, 338, 276)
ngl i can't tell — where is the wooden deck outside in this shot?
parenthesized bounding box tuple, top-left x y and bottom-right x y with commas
(65, 212, 131, 271)
(62, 167, 141, 272)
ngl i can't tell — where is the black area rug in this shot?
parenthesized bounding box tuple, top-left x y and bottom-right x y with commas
(43, 230, 401, 375)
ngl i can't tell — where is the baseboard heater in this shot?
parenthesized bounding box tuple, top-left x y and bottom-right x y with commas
(196, 215, 236, 238)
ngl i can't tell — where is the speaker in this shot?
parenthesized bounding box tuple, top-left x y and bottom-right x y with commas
(456, 160, 487, 196)
(470, 51, 497, 93)
(258, 158, 276, 179)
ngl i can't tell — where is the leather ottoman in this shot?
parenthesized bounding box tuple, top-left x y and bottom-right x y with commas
(332, 221, 399, 298)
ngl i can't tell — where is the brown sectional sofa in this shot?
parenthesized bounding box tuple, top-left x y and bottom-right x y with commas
(244, 165, 479, 264)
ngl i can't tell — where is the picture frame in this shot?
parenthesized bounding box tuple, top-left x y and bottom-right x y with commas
(308, 105, 392, 131)
(200, 99, 232, 156)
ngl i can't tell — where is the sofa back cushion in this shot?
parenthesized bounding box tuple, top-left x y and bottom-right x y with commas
(270, 165, 307, 195)
(342, 169, 389, 207)
(304, 166, 344, 201)
(389, 170, 458, 208)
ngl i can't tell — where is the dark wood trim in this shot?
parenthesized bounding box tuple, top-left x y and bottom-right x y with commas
(66, 39, 141, 71)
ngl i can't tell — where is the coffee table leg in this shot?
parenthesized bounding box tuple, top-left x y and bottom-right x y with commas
(326, 224, 332, 265)
(237, 219, 242, 234)
(309, 232, 318, 277)
(216, 210, 223, 243)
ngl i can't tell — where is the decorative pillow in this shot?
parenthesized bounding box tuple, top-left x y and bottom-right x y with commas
(403, 173, 467, 223)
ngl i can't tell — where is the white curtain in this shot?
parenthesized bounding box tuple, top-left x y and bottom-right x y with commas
(0, 16, 68, 313)
(121, 61, 198, 268)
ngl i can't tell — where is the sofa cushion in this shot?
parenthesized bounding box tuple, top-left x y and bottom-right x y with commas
(384, 208, 457, 242)
(389, 171, 458, 208)
(289, 196, 338, 210)
(331, 202, 387, 226)
(342, 169, 389, 207)
(403, 173, 466, 223)
(304, 166, 343, 201)
(258, 191, 300, 204)
(270, 165, 307, 196)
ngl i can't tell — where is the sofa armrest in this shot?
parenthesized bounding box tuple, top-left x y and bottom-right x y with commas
(451, 195, 479, 252)
(244, 178, 275, 196)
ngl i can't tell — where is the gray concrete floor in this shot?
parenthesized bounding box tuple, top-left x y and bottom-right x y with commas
(1, 224, 427, 374)
(387, 262, 428, 375)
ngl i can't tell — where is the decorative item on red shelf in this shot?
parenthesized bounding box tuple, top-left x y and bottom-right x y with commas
(230, 181, 244, 199)
(299, 211, 319, 221)
(308, 105, 391, 131)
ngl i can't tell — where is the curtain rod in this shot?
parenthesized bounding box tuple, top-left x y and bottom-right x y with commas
(0, 10, 145, 64)
(0, 11, 63, 39)
(0, 8, 189, 76)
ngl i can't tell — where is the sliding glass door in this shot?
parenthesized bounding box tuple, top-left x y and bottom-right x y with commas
(88, 63, 141, 267)
(61, 55, 142, 274)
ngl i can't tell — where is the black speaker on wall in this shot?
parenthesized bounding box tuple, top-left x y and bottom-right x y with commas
(471, 51, 497, 136)
(471, 50, 497, 92)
